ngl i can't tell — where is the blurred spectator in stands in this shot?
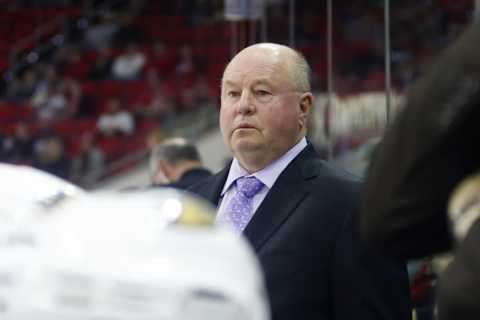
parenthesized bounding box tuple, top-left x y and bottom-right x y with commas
(33, 135, 71, 180)
(1, 122, 34, 164)
(4, 68, 37, 103)
(111, 42, 146, 81)
(146, 41, 176, 78)
(174, 45, 197, 79)
(149, 137, 212, 189)
(30, 64, 60, 106)
(71, 132, 105, 188)
(132, 69, 175, 125)
(178, 75, 214, 112)
(113, 14, 144, 46)
(97, 97, 135, 137)
(32, 78, 81, 123)
(84, 13, 118, 50)
(34, 81, 69, 121)
(88, 45, 114, 81)
(32, 120, 57, 146)
(173, 45, 208, 111)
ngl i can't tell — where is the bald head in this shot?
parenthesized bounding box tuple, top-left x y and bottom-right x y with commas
(219, 42, 314, 173)
(223, 43, 311, 93)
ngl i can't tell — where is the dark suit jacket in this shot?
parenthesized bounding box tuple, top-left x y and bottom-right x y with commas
(189, 144, 411, 320)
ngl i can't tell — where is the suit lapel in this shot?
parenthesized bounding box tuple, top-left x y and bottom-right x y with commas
(243, 145, 319, 252)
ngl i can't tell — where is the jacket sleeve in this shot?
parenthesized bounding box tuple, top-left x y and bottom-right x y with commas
(360, 21, 480, 259)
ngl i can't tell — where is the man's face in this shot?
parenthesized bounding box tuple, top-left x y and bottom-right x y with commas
(220, 47, 308, 170)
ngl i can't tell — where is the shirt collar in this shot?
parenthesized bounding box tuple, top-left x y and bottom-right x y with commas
(221, 137, 308, 195)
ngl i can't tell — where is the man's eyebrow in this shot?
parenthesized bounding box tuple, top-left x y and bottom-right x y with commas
(222, 80, 237, 87)
(252, 79, 272, 86)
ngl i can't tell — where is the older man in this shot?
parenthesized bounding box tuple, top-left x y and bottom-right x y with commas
(189, 43, 410, 320)
(150, 137, 212, 189)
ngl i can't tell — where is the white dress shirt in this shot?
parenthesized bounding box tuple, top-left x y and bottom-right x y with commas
(216, 137, 308, 227)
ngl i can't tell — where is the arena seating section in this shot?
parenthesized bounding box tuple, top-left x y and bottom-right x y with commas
(0, 0, 474, 187)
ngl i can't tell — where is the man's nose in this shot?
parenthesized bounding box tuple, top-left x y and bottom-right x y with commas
(237, 91, 255, 115)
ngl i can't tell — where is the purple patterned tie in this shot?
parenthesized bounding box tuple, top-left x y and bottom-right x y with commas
(225, 176, 264, 233)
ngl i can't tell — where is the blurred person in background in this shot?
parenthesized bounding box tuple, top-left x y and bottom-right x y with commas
(111, 42, 146, 81)
(84, 13, 118, 50)
(360, 21, 480, 320)
(96, 97, 135, 137)
(71, 132, 105, 188)
(88, 45, 114, 81)
(150, 137, 211, 189)
(146, 40, 177, 77)
(33, 79, 80, 122)
(4, 68, 37, 103)
(1, 122, 35, 164)
(189, 42, 411, 320)
(131, 69, 176, 126)
(32, 135, 71, 180)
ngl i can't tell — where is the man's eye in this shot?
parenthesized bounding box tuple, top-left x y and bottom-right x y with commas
(227, 91, 240, 98)
(255, 90, 271, 97)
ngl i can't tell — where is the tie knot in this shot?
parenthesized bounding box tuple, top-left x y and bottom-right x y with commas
(236, 176, 263, 198)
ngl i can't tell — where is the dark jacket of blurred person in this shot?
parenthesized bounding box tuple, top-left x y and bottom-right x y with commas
(150, 137, 211, 190)
(1, 122, 34, 163)
(4, 69, 37, 103)
(33, 136, 71, 180)
(360, 21, 480, 320)
(88, 45, 114, 81)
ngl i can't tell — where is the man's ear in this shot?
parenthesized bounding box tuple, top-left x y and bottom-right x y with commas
(154, 161, 171, 184)
(298, 92, 313, 126)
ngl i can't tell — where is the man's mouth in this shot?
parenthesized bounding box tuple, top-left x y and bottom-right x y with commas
(236, 123, 255, 130)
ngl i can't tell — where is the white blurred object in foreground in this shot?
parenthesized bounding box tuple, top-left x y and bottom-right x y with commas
(0, 163, 85, 222)
(1, 186, 269, 320)
(0, 163, 86, 317)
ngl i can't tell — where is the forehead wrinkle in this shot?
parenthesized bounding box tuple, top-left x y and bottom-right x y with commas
(222, 69, 275, 89)
(222, 79, 238, 88)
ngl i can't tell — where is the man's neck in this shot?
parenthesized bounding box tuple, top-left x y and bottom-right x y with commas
(236, 137, 306, 174)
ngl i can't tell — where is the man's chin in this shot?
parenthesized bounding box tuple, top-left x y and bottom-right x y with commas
(232, 138, 262, 154)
